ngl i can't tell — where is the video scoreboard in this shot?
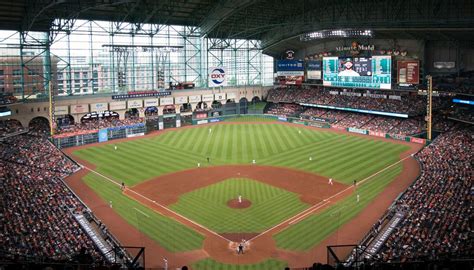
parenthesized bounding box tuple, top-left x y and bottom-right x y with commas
(323, 56, 392, 89)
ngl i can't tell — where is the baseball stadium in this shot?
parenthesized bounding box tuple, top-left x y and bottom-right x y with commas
(0, 1, 473, 270)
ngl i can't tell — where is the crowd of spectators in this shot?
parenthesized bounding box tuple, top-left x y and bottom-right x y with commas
(378, 127, 473, 262)
(0, 130, 104, 263)
(265, 104, 428, 136)
(55, 117, 144, 136)
(432, 71, 474, 94)
(0, 119, 26, 137)
(265, 103, 303, 117)
(266, 87, 449, 115)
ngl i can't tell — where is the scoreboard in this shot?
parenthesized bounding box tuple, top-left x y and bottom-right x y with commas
(323, 56, 392, 89)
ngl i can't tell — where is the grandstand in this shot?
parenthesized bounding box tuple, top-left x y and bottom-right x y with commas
(0, 0, 473, 269)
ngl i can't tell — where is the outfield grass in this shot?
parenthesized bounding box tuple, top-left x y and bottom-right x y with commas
(72, 123, 410, 255)
(192, 258, 287, 270)
(169, 178, 309, 233)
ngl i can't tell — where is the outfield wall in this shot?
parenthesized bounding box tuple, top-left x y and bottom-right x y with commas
(51, 114, 427, 148)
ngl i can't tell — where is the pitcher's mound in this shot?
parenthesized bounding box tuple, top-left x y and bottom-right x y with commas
(227, 199, 251, 209)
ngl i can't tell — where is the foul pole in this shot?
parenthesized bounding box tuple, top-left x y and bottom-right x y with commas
(426, 75, 433, 141)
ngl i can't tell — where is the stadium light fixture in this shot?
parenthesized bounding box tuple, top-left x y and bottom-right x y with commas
(300, 29, 373, 41)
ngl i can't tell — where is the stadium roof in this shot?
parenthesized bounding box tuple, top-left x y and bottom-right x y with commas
(0, 0, 473, 56)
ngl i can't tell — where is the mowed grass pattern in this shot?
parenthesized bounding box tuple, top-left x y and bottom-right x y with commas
(72, 123, 411, 254)
(274, 163, 403, 250)
(82, 173, 205, 252)
(169, 178, 309, 233)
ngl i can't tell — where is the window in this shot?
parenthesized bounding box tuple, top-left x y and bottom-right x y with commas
(12, 69, 21, 76)
(0, 70, 4, 76)
(74, 72, 80, 79)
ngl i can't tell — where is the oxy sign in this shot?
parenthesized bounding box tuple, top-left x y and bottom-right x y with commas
(209, 67, 227, 87)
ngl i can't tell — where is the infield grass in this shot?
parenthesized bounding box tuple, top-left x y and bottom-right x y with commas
(72, 122, 410, 254)
(169, 178, 309, 233)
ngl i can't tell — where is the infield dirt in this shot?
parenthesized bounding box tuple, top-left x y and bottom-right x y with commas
(63, 122, 422, 268)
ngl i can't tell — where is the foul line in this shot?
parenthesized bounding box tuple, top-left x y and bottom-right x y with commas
(249, 153, 416, 242)
(78, 164, 232, 243)
(133, 207, 150, 218)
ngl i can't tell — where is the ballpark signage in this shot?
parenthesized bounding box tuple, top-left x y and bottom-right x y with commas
(214, 93, 226, 101)
(209, 67, 227, 87)
(112, 91, 171, 100)
(109, 101, 126, 110)
(174, 96, 188, 104)
(188, 95, 201, 103)
(127, 100, 143, 109)
(202, 94, 214, 102)
(144, 99, 159, 107)
(347, 127, 368, 135)
(276, 60, 304, 76)
(306, 61, 322, 80)
(397, 60, 419, 84)
(54, 106, 69, 115)
(71, 104, 89, 114)
(90, 102, 108, 112)
(160, 97, 174, 106)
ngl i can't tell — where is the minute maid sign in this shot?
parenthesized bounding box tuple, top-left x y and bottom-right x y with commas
(209, 67, 227, 87)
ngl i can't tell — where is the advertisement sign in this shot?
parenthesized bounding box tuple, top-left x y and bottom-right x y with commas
(189, 95, 201, 103)
(175, 96, 188, 104)
(90, 103, 108, 112)
(369, 130, 386, 137)
(308, 121, 329, 128)
(209, 67, 227, 87)
(71, 104, 89, 114)
(98, 129, 108, 142)
(227, 93, 236, 99)
(277, 60, 304, 76)
(176, 119, 181, 128)
(54, 106, 69, 115)
(209, 118, 221, 123)
(410, 137, 426, 144)
(109, 101, 126, 110)
(126, 132, 145, 138)
(386, 133, 408, 141)
(197, 119, 209, 125)
(112, 91, 171, 100)
(347, 127, 368, 135)
(397, 60, 419, 84)
(144, 99, 159, 107)
(306, 61, 322, 80)
(202, 94, 214, 102)
(277, 116, 288, 122)
(292, 120, 306, 125)
(214, 93, 226, 101)
(127, 100, 143, 109)
(160, 97, 174, 106)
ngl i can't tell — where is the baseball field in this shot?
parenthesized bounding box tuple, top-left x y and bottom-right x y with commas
(64, 119, 421, 269)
